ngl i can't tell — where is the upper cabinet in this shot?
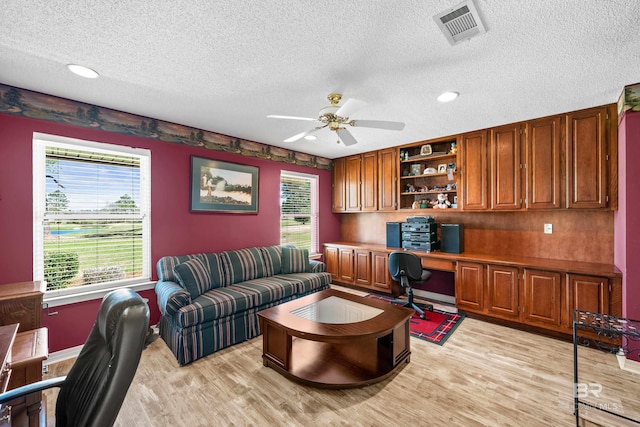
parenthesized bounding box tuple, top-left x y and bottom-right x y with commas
(333, 150, 387, 213)
(377, 147, 397, 211)
(460, 131, 488, 210)
(525, 116, 562, 209)
(331, 104, 615, 213)
(490, 124, 522, 210)
(566, 106, 608, 209)
(398, 138, 459, 210)
(331, 157, 346, 212)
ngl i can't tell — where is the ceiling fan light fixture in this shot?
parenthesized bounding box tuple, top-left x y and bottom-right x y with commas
(67, 64, 100, 79)
(437, 91, 459, 103)
(304, 135, 317, 140)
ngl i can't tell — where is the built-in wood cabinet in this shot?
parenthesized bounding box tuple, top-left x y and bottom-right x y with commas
(338, 247, 355, 283)
(525, 116, 562, 209)
(331, 157, 345, 212)
(377, 147, 397, 211)
(345, 155, 362, 212)
(460, 131, 489, 210)
(566, 106, 608, 209)
(354, 249, 372, 286)
(521, 269, 562, 328)
(568, 273, 609, 315)
(455, 262, 484, 312)
(486, 264, 519, 319)
(490, 124, 522, 210)
(371, 251, 393, 292)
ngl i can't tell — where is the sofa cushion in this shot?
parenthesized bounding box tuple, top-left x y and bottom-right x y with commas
(176, 285, 262, 327)
(173, 257, 212, 299)
(198, 253, 224, 289)
(233, 276, 298, 306)
(259, 245, 283, 276)
(274, 272, 332, 294)
(219, 247, 266, 285)
(157, 254, 202, 282)
(281, 247, 310, 274)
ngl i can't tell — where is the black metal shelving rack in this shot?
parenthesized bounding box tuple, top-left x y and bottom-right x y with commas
(573, 310, 640, 426)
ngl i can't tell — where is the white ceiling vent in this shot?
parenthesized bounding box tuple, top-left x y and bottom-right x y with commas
(433, 0, 486, 46)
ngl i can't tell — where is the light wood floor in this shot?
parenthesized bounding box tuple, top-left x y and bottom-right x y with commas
(43, 315, 640, 427)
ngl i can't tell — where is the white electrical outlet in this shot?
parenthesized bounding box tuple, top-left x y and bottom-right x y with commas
(544, 224, 553, 234)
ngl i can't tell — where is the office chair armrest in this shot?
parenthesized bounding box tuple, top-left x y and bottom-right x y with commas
(420, 270, 432, 282)
(0, 376, 67, 405)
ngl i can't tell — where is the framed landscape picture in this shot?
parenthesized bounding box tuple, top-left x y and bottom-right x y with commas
(191, 156, 259, 213)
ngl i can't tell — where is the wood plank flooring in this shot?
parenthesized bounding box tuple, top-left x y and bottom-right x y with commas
(43, 316, 639, 426)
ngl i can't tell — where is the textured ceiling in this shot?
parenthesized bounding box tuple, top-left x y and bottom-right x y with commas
(1, 1, 639, 159)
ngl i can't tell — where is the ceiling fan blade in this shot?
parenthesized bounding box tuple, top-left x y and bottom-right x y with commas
(335, 98, 367, 118)
(267, 114, 318, 122)
(283, 128, 319, 143)
(350, 119, 405, 131)
(336, 128, 358, 146)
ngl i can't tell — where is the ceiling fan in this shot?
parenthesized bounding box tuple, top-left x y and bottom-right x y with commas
(267, 93, 405, 146)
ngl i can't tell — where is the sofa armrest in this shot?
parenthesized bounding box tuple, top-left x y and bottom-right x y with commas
(309, 260, 326, 273)
(155, 280, 191, 315)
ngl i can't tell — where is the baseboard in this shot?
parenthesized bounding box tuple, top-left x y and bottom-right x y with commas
(413, 289, 456, 305)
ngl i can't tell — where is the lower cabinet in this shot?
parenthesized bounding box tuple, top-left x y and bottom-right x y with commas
(455, 262, 612, 333)
(324, 246, 393, 294)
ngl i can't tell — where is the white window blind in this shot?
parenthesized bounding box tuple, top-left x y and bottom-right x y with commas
(280, 171, 319, 255)
(33, 133, 151, 294)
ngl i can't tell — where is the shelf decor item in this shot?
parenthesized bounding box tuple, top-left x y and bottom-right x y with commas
(420, 144, 432, 156)
(437, 164, 447, 173)
(190, 156, 259, 213)
(410, 164, 422, 175)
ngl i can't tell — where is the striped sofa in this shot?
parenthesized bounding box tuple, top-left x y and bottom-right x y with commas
(155, 245, 331, 365)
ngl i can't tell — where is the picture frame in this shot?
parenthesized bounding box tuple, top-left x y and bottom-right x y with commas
(420, 144, 432, 156)
(190, 156, 259, 213)
(410, 164, 422, 176)
(437, 164, 447, 173)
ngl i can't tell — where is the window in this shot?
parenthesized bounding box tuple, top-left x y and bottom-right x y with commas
(33, 133, 151, 299)
(280, 171, 319, 256)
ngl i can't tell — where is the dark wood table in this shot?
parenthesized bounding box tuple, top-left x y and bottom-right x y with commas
(257, 289, 414, 388)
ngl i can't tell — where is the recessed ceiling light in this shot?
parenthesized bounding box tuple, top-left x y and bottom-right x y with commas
(67, 64, 100, 79)
(304, 135, 317, 141)
(437, 91, 459, 103)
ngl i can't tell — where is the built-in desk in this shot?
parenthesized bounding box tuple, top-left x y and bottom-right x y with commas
(324, 242, 622, 336)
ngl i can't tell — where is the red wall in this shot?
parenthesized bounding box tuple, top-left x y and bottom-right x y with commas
(0, 113, 342, 352)
(615, 110, 640, 321)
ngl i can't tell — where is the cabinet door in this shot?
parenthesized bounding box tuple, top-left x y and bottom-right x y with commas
(371, 251, 392, 293)
(486, 265, 519, 319)
(525, 116, 562, 209)
(490, 124, 522, 210)
(345, 155, 362, 211)
(338, 248, 355, 283)
(324, 246, 339, 279)
(460, 131, 489, 210)
(521, 269, 562, 328)
(569, 273, 609, 314)
(566, 107, 607, 209)
(354, 250, 372, 287)
(378, 148, 397, 211)
(332, 157, 346, 212)
(456, 262, 484, 312)
(361, 152, 378, 212)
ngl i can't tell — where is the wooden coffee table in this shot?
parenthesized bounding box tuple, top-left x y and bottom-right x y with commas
(257, 289, 414, 388)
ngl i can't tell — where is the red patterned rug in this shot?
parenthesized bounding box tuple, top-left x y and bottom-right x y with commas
(368, 295, 465, 345)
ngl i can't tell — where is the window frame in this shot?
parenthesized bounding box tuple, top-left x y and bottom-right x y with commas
(279, 170, 319, 257)
(33, 133, 152, 307)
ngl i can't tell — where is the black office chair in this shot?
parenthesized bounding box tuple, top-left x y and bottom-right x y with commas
(0, 288, 150, 427)
(388, 251, 434, 319)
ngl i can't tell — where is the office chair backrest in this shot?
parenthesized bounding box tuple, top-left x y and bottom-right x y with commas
(388, 251, 424, 282)
(56, 288, 150, 427)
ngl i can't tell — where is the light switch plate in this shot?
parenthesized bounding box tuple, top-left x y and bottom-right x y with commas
(544, 224, 553, 234)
